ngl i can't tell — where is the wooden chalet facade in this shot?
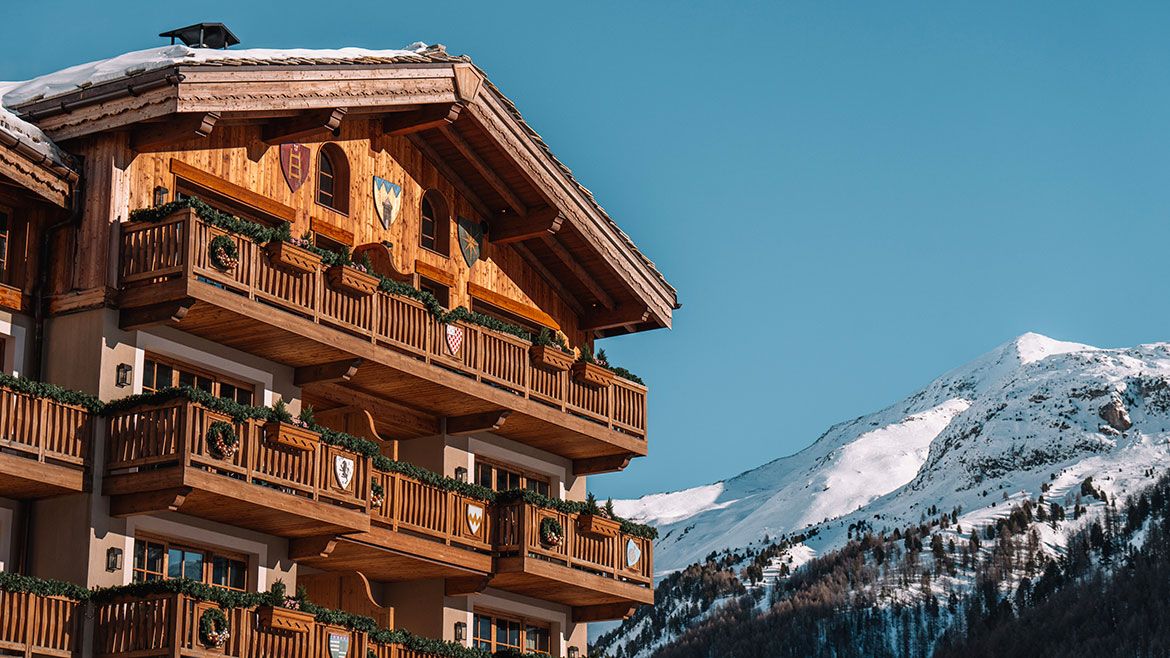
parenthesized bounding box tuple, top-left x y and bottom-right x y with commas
(0, 27, 676, 658)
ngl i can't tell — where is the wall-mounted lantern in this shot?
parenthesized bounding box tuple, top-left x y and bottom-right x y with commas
(153, 186, 169, 207)
(568, 647, 580, 658)
(455, 467, 468, 483)
(115, 363, 133, 388)
(454, 621, 467, 643)
(106, 547, 123, 572)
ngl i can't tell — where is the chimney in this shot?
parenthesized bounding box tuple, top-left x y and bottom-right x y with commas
(159, 22, 240, 49)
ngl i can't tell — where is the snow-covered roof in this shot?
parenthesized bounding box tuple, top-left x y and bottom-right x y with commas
(0, 43, 448, 107)
(0, 82, 73, 173)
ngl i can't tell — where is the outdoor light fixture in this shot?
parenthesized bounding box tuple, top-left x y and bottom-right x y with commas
(106, 547, 123, 572)
(454, 621, 467, 643)
(115, 363, 133, 388)
(568, 647, 580, 658)
(152, 186, 169, 207)
(455, 467, 468, 483)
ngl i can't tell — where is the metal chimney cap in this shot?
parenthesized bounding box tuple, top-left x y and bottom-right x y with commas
(159, 22, 240, 49)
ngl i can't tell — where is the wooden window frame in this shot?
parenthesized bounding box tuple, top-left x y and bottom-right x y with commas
(419, 189, 451, 257)
(316, 143, 350, 216)
(132, 533, 250, 592)
(0, 204, 10, 284)
(472, 608, 551, 655)
(474, 456, 552, 497)
(418, 276, 450, 309)
(142, 352, 255, 405)
(170, 159, 295, 226)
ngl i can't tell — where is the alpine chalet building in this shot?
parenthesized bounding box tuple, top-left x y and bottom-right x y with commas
(0, 24, 676, 658)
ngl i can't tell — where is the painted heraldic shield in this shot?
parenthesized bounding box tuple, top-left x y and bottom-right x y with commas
(456, 215, 483, 268)
(373, 176, 403, 229)
(280, 144, 310, 193)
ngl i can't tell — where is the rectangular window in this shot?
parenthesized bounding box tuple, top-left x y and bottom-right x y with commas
(474, 459, 551, 497)
(132, 536, 248, 591)
(472, 612, 550, 655)
(418, 276, 450, 309)
(142, 354, 254, 405)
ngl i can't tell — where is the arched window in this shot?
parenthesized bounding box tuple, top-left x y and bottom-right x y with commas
(419, 189, 450, 256)
(316, 144, 349, 214)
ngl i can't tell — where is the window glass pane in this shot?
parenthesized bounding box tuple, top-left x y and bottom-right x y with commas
(167, 548, 183, 579)
(526, 626, 550, 653)
(229, 559, 246, 590)
(178, 371, 195, 388)
(474, 615, 492, 649)
(476, 464, 493, 488)
(142, 360, 156, 391)
(235, 389, 253, 406)
(196, 376, 213, 393)
(183, 550, 204, 580)
(156, 364, 173, 389)
(526, 480, 550, 497)
(147, 543, 164, 573)
(497, 619, 520, 648)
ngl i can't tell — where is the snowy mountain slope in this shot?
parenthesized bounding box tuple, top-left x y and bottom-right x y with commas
(615, 333, 1159, 575)
(599, 333, 1170, 655)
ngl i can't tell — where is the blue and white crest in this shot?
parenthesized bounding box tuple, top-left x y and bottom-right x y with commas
(372, 176, 402, 229)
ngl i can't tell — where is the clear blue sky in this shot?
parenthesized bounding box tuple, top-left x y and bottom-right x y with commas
(7, 1, 1170, 498)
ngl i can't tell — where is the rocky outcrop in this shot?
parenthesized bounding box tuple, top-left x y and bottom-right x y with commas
(1099, 398, 1132, 432)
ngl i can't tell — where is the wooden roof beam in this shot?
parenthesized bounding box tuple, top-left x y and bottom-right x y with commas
(542, 235, 616, 310)
(131, 112, 219, 152)
(439, 125, 527, 216)
(488, 207, 563, 245)
(294, 358, 363, 386)
(383, 103, 463, 136)
(405, 134, 492, 219)
(446, 410, 511, 436)
(512, 242, 586, 317)
(262, 107, 348, 145)
(582, 305, 651, 332)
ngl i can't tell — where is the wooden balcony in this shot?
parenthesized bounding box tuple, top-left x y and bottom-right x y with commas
(493, 501, 654, 621)
(117, 209, 647, 473)
(94, 593, 371, 658)
(0, 588, 81, 657)
(292, 469, 494, 586)
(103, 398, 371, 537)
(0, 386, 92, 499)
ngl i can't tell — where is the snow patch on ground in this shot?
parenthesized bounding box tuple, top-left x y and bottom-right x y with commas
(613, 483, 729, 526)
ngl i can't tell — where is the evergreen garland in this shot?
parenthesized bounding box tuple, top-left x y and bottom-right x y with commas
(128, 197, 292, 245)
(376, 459, 496, 501)
(0, 571, 90, 600)
(0, 373, 102, 413)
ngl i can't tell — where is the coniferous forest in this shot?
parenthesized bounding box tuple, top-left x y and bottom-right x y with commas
(597, 471, 1170, 658)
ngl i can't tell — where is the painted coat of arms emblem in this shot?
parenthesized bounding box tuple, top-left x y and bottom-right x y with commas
(334, 455, 355, 491)
(456, 216, 483, 268)
(280, 144, 310, 193)
(445, 324, 464, 356)
(328, 632, 350, 658)
(466, 503, 484, 534)
(373, 177, 402, 229)
(626, 538, 642, 568)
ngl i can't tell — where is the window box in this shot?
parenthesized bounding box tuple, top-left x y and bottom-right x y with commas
(530, 345, 574, 373)
(266, 241, 320, 274)
(577, 513, 621, 538)
(326, 265, 379, 297)
(571, 361, 614, 389)
(264, 420, 319, 453)
(257, 605, 316, 634)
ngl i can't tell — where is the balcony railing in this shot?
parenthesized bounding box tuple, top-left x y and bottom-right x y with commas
(497, 501, 654, 589)
(0, 384, 93, 498)
(104, 398, 371, 536)
(369, 470, 493, 551)
(118, 209, 648, 439)
(0, 588, 81, 657)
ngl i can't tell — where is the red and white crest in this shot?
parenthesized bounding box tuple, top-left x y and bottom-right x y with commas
(445, 324, 464, 356)
(280, 144, 310, 193)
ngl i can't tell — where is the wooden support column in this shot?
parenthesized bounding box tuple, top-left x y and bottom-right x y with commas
(262, 108, 348, 145)
(131, 112, 220, 152)
(487, 207, 563, 244)
(383, 103, 463, 136)
(446, 410, 511, 436)
(294, 358, 363, 386)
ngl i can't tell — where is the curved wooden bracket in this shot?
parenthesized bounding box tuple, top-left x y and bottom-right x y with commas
(262, 107, 349, 145)
(289, 535, 340, 560)
(131, 112, 219, 152)
(353, 242, 412, 281)
(445, 575, 492, 596)
(572, 603, 638, 623)
(446, 410, 511, 436)
(119, 298, 196, 331)
(294, 358, 363, 386)
(109, 487, 192, 517)
(573, 454, 633, 476)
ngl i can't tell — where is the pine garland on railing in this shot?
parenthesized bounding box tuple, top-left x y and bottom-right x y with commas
(128, 197, 292, 245)
(376, 459, 496, 501)
(0, 372, 102, 413)
(495, 489, 658, 540)
(0, 571, 91, 600)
